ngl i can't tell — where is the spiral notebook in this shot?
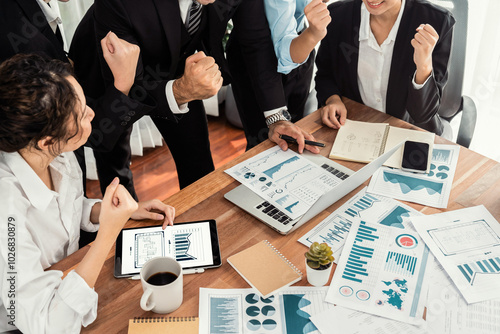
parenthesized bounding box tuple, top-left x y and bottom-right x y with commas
(128, 316, 198, 334)
(227, 240, 302, 298)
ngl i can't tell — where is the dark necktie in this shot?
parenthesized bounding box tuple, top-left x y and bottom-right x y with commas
(46, 2, 64, 47)
(186, 1, 203, 36)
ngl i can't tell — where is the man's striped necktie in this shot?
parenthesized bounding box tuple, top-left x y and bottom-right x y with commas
(186, 1, 203, 36)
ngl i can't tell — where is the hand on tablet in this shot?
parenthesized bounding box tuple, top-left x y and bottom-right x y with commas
(131, 199, 176, 229)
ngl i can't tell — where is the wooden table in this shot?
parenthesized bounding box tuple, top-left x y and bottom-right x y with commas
(51, 99, 500, 333)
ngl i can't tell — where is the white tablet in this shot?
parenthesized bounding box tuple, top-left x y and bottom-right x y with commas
(114, 219, 221, 278)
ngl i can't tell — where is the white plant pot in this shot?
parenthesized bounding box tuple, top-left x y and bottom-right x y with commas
(305, 259, 333, 287)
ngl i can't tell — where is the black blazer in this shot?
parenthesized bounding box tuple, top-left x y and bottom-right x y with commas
(315, 0, 455, 135)
(93, 0, 287, 119)
(0, 0, 68, 62)
(0, 0, 154, 152)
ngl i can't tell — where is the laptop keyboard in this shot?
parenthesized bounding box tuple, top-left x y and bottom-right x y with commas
(321, 164, 350, 180)
(255, 164, 349, 225)
(255, 201, 293, 225)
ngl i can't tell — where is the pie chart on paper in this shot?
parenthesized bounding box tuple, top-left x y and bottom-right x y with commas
(395, 234, 418, 249)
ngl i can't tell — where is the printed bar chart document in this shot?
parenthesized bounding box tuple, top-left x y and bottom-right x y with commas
(425, 258, 500, 334)
(412, 205, 500, 304)
(325, 220, 430, 325)
(298, 187, 422, 262)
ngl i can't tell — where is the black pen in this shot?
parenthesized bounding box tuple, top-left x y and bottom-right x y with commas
(279, 134, 325, 147)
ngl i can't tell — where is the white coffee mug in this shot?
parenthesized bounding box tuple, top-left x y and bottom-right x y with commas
(140, 256, 183, 313)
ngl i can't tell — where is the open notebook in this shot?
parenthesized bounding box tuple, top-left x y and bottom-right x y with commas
(329, 119, 434, 171)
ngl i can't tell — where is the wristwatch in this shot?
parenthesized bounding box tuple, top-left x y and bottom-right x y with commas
(265, 109, 291, 127)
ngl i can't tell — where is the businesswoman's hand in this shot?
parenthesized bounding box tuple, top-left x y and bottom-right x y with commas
(268, 121, 321, 154)
(131, 200, 176, 229)
(321, 95, 347, 129)
(99, 177, 139, 238)
(411, 24, 439, 84)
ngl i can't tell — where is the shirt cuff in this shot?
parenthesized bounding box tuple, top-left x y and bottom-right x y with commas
(81, 199, 101, 232)
(263, 107, 287, 119)
(165, 80, 189, 114)
(412, 70, 434, 90)
(277, 35, 308, 75)
(57, 270, 98, 327)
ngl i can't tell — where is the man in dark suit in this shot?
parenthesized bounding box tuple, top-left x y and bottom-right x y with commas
(91, 0, 321, 195)
(0, 0, 151, 247)
(315, 0, 454, 136)
(93, 0, 221, 192)
(0, 0, 155, 194)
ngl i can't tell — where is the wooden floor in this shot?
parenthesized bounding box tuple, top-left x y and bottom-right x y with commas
(85, 112, 247, 201)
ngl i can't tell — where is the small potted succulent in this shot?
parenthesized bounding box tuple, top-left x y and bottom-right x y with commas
(305, 242, 334, 286)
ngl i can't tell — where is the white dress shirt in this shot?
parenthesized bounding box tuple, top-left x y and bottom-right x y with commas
(35, 0, 67, 50)
(357, 0, 431, 113)
(357, 0, 406, 113)
(0, 151, 100, 333)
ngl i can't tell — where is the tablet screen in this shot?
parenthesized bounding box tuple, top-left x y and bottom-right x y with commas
(114, 220, 221, 277)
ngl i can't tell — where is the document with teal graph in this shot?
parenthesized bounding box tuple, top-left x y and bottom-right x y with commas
(412, 205, 500, 304)
(225, 146, 340, 219)
(298, 187, 422, 263)
(325, 219, 431, 325)
(367, 144, 460, 208)
(199, 286, 332, 334)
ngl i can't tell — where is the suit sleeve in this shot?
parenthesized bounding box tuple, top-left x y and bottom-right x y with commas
(314, 6, 342, 107)
(405, 14, 455, 124)
(230, 0, 287, 112)
(70, 4, 156, 152)
(93, 0, 176, 122)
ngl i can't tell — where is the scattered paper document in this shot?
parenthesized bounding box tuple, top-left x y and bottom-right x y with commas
(412, 205, 500, 304)
(325, 220, 430, 325)
(298, 187, 423, 263)
(367, 144, 459, 208)
(199, 286, 333, 334)
(425, 257, 500, 334)
(225, 146, 341, 219)
(310, 306, 429, 334)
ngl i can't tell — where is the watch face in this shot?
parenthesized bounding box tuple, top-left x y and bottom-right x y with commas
(282, 110, 291, 121)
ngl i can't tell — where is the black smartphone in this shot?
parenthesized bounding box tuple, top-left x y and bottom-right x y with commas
(401, 141, 429, 173)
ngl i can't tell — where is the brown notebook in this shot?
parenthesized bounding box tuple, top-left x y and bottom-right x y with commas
(128, 316, 198, 334)
(227, 240, 302, 298)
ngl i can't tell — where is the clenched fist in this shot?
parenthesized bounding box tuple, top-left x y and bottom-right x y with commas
(173, 51, 223, 105)
(101, 31, 140, 96)
(411, 24, 439, 84)
(304, 0, 331, 43)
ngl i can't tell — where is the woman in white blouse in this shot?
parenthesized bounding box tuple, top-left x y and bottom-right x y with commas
(316, 0, 454, 136)
(0, 53, 175, 333)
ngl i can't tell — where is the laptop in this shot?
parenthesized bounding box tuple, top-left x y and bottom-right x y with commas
(224, 143, 403, 235)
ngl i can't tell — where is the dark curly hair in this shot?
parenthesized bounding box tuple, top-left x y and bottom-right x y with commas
(0, 54, 81, 155)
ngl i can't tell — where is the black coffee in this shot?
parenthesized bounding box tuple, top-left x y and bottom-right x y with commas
(146, 272, 178, 286)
